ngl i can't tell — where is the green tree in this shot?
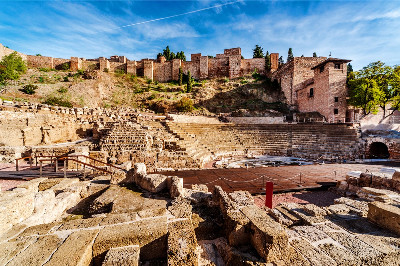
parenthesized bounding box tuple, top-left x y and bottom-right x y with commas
(388, 66, 400, 116)
(159, 46, 186, 61)
(176, 51, 186, 61)
(278, 56, 284, 65)
(287, 48, 294, 62)
(253, 45, 264, 58)
(162, 46, 171, 60)
(179, 67, 183, 86)
(0, 52, 27, 84)
(265, 51, 271, 71)
(347, 61, 394, 117)
(313, 52, 317, 57)
(186, 70, 193, 93)
(347, 63, 353, 75)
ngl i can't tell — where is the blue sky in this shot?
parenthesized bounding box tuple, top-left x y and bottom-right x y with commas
(0, 0, 399, 70)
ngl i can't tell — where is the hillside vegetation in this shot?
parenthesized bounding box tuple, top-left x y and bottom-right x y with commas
(0, 66, 287, 115)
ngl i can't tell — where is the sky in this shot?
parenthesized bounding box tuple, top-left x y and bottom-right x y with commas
(0, 0, 399, 71)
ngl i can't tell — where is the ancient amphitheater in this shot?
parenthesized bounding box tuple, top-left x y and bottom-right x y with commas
(1, 44, 400, 265)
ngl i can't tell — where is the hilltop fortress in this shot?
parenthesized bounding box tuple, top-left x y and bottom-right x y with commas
(0, 43, 356, 123)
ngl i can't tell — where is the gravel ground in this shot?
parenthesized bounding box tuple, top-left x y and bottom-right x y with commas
(254, 190, 341, 209)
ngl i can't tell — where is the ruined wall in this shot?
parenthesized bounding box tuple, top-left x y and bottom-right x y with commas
(0, 111, 91, 147)
(127, 60, 137, 75)
(241, 58, 265, 76)
(53, 58, 70, 69)
(27, 55, 54, 69)
(109, 61, 126, 73)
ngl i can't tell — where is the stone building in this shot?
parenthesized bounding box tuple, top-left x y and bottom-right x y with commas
(272, 57, 355, 122)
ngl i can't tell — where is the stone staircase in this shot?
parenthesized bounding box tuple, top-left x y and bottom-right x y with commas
(163, 122, 362, 162)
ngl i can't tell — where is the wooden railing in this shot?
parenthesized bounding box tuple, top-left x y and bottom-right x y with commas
(16, 154, 124, 178)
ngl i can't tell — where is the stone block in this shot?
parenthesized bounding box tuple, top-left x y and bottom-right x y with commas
(0, 237, 38, 265)
(368, 201, 400, 235)
(6, 235, 64, 266)
(44, 230, 99, 266)
(170, 176, 184, 198)
(167, 219, 198, 266)
(92, 217, 168, 263)
(137, 174, 168, 193)
(102, 245, 140, 266)
(241, 205, 290, 264)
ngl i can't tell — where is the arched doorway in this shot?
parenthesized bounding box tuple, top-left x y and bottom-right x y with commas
(368, 142, 390, 159)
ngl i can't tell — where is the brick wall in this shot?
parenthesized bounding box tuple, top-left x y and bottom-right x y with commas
(109, 61, 126, 72)
(296, 61, 348, 122)
(182, 61, 200, 80)
(127, 61, 137, 75)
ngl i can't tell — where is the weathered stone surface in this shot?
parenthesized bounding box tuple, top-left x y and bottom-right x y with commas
(92, 217, 168, 263)
(102, 245, 140, 266)
(368, 201, 400, 235)
(170, 176, 184, 198)
(110, 169, 127, 185)
(7, 235, 64, 266)
(0, 237, 37, 265)
(213, 186, 250, 246)
(241, 205, 290, 264)
(57, 217, 104, 231)
(137, 173, 168, 193)
(17, 222, 60, 238)
(168, 219, 198, 266)
(44, 230, 99, 266)
(0, 187, 35, 233)
(289, 238, 337, 266)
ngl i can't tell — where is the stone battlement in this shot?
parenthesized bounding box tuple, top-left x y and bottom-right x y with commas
(0, 43, 278, 82)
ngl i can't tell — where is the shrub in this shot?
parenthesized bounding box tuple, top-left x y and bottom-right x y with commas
(43, 96, 73, 108)
(38, 76, 45, 83)
(252, 68, 262, 80)
(39, 68, 51, 72)
(20, 84, 38, 95)
(103, 68, 109, 73)
(57, 87, 68, 93)
(146, 78, 152, 84)
(0, 52, 27, 83)
(175, 97, 194, 112)
(63, 76, 69, 82)
(58, 62, 70, 71)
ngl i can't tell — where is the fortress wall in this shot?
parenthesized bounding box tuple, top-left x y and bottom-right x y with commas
(241, 58, 265, 76)
(53, 58, 70, 69)
(26, 55, 54, 69)
(154, 61, 173, 82)
(0, 43, 27, 61)
(208, 57, 229, 79)
(109, 61, 126, 72)
(182, 61, 200, 80)
(82, 60, 98, 70)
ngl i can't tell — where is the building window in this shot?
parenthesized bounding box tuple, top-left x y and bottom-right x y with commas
(309, 88, 314, 97)
(334, 97, 339, 102)
(334, 108, 339, 115)
(334, 63, 341, 69)
(320, 66, 324, 73)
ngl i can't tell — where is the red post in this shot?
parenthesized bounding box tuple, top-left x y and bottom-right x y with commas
(265, 181, 273, 208)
